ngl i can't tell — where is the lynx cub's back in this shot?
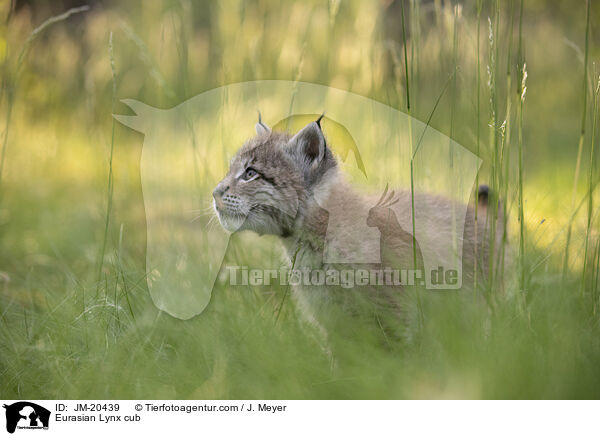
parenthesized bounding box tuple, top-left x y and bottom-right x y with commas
(214, 116, 496, 285)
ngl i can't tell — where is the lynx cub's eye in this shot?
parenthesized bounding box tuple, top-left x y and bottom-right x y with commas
(241, 167, 259, 181)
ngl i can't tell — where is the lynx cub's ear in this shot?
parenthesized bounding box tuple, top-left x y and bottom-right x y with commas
(255, 111, 271, 135)
(288, 121, 326, 166)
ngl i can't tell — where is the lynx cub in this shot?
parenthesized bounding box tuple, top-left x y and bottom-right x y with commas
(213, 116, 500, 340)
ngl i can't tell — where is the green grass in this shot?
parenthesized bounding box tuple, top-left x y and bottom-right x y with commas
(1, 0, 600, 399)
(563, 0, 592, 282)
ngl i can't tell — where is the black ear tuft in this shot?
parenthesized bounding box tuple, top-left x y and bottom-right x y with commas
(255, 110, 271, 135)
(316, 112, 325, 128)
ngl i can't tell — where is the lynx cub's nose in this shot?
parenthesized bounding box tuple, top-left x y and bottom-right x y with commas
(212, 183, 229, 208)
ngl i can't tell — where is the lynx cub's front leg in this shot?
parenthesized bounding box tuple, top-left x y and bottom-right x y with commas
(291, 286, 337, 371)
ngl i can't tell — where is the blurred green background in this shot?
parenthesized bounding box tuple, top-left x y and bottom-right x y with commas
(1, 0, 600, 399)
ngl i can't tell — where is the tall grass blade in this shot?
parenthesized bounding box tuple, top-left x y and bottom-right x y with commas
(516, 0, 527, 298)
(563, 0, 591, 281)
(97, 32, 117, 284)
(474, 0, 483, 295)
(582, 74, 599, 295)
(400, 0, 424, 328)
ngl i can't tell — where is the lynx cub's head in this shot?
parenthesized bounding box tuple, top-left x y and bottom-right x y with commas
(213, 116, 337, 236)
